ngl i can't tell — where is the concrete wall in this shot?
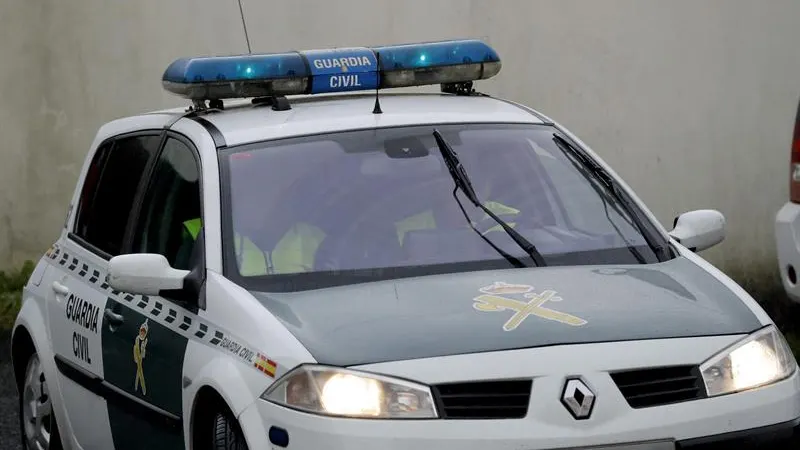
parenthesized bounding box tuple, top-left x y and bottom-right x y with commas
(2, 0, 799, 278)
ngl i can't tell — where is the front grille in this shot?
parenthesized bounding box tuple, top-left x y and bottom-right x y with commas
(610, 365, 706, 409)
(432, 379, 532, 419)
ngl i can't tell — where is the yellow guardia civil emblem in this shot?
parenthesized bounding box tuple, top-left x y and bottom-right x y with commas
(133, 319, 149, 395)
(473, 282, 587, 331)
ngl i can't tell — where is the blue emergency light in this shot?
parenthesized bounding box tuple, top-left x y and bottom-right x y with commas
(162, 39, 501, 101)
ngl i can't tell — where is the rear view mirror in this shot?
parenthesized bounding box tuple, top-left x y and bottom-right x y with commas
(360, 151, 442, 178)
(668, 209, 726, 252)
(108, 254, 189, 296)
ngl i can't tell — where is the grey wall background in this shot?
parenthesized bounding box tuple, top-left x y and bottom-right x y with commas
(1, 0, 798, 281)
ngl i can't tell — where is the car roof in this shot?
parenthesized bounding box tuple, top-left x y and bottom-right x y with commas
(111, 92, 548, 148)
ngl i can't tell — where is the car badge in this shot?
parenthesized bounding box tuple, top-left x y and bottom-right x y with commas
(561, 378, 595, 420)
(473, 282, 587, 331)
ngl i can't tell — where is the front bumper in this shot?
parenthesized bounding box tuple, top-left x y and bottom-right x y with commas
(239, 365, 800, 450)
(776, 201, 800, 303)
(676, 417, 799, 449)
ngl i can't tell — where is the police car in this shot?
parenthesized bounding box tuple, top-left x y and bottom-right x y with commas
(11, 39, 800, 450)
(776, 97, 800, 303)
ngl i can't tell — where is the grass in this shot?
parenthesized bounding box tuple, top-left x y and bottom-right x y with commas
(0, 260, 34, 330)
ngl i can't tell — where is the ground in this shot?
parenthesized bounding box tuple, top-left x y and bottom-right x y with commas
(0, 330, 21, 450)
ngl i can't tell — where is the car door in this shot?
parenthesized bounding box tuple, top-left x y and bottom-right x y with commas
(101, 134, 204, 450)
(47, 133, 162, 450)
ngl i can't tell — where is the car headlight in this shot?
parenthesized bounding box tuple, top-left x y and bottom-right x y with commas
(261, 365, 439, 419)
(700, 325, 797, 397)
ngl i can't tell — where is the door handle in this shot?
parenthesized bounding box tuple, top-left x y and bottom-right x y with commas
(52, 281, 69, 296)
(104, 309, 125, 326)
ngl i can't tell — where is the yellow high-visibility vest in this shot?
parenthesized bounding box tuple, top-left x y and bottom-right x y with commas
(269, 222, 326, 274)
(183, 201, 518, 276)
(183, 218, 268, 276)
(393, 201, 521, 241)
(182, 219, 325, 276)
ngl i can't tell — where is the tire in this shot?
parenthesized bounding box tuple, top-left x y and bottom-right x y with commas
(212, 409, 248, 450)
(18, 352, 63, 450)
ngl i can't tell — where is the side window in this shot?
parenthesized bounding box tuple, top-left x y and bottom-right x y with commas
(73, 135, 161, 256)
(132, 137, 201, 270)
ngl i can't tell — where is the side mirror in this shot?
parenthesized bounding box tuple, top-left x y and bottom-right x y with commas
(108, 254, 189, 296)
(668, 209, 726, 252)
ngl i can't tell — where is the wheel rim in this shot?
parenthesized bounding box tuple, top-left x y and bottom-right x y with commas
(22, 354, 53, 450)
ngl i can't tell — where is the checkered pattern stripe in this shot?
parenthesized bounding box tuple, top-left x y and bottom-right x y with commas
(46, 244, 278, 378)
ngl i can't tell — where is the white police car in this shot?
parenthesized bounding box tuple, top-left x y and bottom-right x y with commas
(776, 97, 800, 303)
(12, 39, 800, 450)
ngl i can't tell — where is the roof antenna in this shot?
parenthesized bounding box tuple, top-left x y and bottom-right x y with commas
(372, 51, 383, 114)
(237, 0, 252, 54)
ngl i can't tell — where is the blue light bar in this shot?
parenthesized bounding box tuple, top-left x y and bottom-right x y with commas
(162, 39, 502, 101)
(374, 40, 501, 88)
(162, 53, 309, 100)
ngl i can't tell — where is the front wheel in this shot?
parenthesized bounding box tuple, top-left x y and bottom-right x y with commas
(212, 409, 248, 450)
(19, 352, 62, 450)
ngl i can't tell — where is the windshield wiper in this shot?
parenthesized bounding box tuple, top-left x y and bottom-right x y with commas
(556, 139, 647, 264)
(552, 134, 669, 262)
(433, 129, 547, 267)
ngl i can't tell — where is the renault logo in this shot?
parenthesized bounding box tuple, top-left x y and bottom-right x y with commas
(561, 378, 595, 420)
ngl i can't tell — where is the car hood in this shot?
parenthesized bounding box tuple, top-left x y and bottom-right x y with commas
(251, 256, 762, 367)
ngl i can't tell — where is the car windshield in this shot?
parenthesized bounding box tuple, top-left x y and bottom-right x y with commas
(219, 123, 666, 292)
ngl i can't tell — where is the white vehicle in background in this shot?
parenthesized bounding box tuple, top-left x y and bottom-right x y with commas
(776, 98, 800, 303)
(11, 39, 800, 450)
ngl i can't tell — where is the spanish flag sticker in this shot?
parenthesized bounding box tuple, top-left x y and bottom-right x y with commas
(254, 353, 277, 378)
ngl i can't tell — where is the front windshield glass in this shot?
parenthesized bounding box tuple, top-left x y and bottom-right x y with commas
(219, 123, 666, 291)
